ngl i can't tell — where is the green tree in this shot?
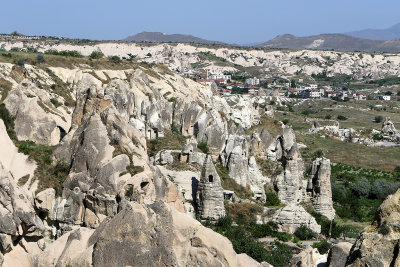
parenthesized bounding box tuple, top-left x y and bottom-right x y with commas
(89, 51, 104, 59)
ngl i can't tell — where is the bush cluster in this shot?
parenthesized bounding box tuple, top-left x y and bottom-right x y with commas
(211, 216, 293, 267)
(294, 224, 317, 240)
(45, 50, 82, 58)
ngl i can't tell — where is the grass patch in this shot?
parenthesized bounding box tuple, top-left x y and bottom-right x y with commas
(215, 163, 253, 199)
(146, 128, 187, 157)
(0, 78, 12, 101)
(0, 103, 16, 140)
(206, 215, 293, 267)
(299, 134, 400, 171)
(18, 140, 68, 195)
(246, 115, 282, 137)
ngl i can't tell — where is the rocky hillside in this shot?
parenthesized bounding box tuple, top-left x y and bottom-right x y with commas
(2, 39, 400, 79)
(0, 46, 345, 266)
(122, 31, 224, 44)
(346, 22, 400, 41)
(257, 33, 400, 53)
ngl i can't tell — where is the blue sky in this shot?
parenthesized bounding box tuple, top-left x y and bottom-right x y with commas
(1, 0, 399, 43)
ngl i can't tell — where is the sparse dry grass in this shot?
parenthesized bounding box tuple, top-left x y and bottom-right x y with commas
(299, 134, 400, 171)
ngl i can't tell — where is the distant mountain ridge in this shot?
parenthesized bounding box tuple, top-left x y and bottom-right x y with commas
(123, 31, 224, 44)
(257, 33, 400, 52)
(346, 23, 400, 41)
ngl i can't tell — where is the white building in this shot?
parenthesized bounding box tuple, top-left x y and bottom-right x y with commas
(245, 77, 260, 86)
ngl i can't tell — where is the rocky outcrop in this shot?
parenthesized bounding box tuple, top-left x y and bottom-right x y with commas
(271, 204, 321, 234)
(382, 117, 398, 136)
(275, 126, 305, 204)
(4, 89, 61, 145)
(196, 155, 226, 220)
(33, 202, 262, 267)
(0, 119, 36, 186)
(0, 163, 45, 266)
(347, 188, 400, 267)
(327, 242, 352, 267)
(289, 247, 323, 267)
(307, 157, 335, 220)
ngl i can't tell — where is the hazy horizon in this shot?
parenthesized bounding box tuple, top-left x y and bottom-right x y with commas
(2, 0, 400, 44)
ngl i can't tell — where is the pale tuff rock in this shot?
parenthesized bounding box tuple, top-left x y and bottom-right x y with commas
(271, 204, 321, 234)
(289, 247, 323, 267)
(5, 41, 400, 79)
(0, 119, 36, 185)
(226, 135, 250, 187)
(4, 89, 61, 145)
(0, 63, 278, 266)
(0, 163, 45, 266)
(327, 242, 352, 267)
(250, 128, 281, 160)
(347, 188, 400, 267)
(307, 157, 335, 220)
(35, 188, 56, 214)
(382, 117, 398, 137)
(275, 126, 305, 204)
(196, 154, 226, 220)
(33, 202, 263, 267)
(248, 157, 271, 201)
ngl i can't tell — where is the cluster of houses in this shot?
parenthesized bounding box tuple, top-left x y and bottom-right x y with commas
(194, 71, 394, 101)
(197, 70, 262, 96)
(279, 86, 368, 100)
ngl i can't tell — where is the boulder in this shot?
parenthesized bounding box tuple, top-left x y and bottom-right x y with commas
(289, 247, 321, 267)
(4, 89, 60, 145)
(347, 188, 400, 266)
(271, 204, 321, 234)
(275, 126, 305, 204)
(327, 242, 352, 267)
(307, 157, 335, 220)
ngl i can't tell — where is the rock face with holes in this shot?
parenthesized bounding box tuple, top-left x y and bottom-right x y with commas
(307, 157, 335, 220)
(381, 117, 399, 137)
(196, 154, 226, 220)
(346, 188, 400, 267)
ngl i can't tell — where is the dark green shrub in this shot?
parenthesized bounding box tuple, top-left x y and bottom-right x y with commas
(265, 192, 281, 206)
(312, 240, 331, 254)
(374, 116, 383, 123)
(264, 241, 293, 267)
(282, 119, 289, 125)
(371, 179, 398, 199)
(337, 115, 347, 120)
(89, 51, 104, 59)
(274, 232, 292, 242)
(325, 114, 332, 119)
(37, 54, 45, 63)
(108, 55, 121, 63)
(168, 97, 177, 102)
(50, 98, 61, 107)
(248, 221, 279, 238)
(294, 225, 317, 240)
(197, 141, 209, 153)
(350, 178, 371, 198)
(18, 140, 36, 155)
(301, 110, 310, 116)
(0, 103, 16, 139)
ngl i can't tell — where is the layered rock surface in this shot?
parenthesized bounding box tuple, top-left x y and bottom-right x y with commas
(347, 188, 400, 267)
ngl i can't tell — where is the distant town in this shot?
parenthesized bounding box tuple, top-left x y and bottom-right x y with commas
(190, 69, 397, 101)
